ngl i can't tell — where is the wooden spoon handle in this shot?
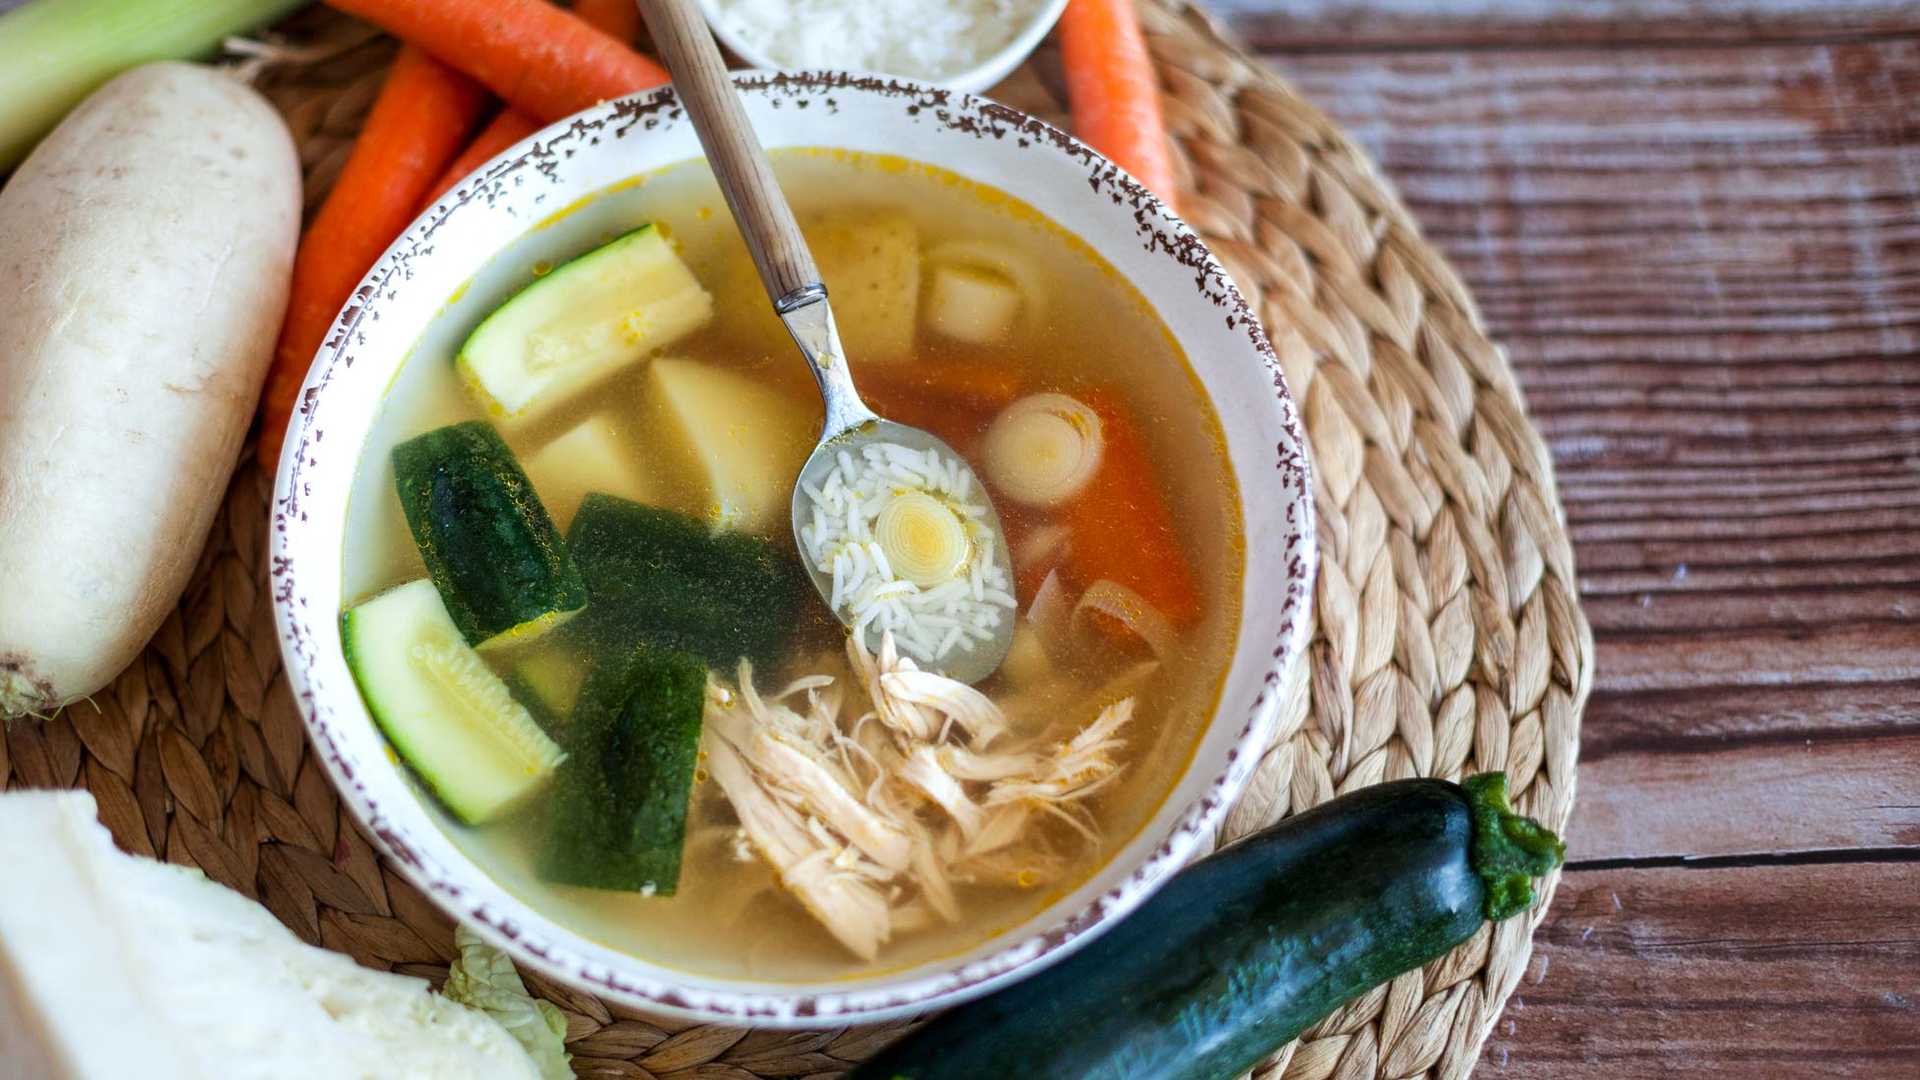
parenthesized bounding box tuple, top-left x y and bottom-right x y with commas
(637, 0, 820, 306)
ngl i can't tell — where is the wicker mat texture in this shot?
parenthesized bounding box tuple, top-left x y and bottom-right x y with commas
(0, 3, 1590, 1077)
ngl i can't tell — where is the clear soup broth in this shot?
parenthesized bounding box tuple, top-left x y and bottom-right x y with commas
(343, 150, 1243, 981)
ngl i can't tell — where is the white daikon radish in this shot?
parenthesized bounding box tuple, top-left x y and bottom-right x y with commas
(0, 63, 299, 718)
(647, 356, 817, 531)
(522, 413, 664, 530)
(982, 393, 1105, 509)
(998, 621, 1056, 687)
(925, 240, 1045, 327)
(717, 211, 921, 361)
(1026, 568, 1073, 644)
(926, 263, 1021, 344)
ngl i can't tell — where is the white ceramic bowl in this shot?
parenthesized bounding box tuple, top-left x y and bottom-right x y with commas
(693, 0, 1069, 93)
(270, 73, 1314, 1027)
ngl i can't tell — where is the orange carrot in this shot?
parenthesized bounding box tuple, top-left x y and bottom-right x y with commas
(857, 388, 991, 457)
(418, 0, 645, 210)
(326, 0, 668, 123)
(1063, 390, 1201, 624)
(573, 0, 641, 45)
(863, 362, 1024, 413)
(418, 105, 540, 209)
(857, 363, 1024, 457)
(1058, 0, 1179, 207)
(257, 47, 487, 469)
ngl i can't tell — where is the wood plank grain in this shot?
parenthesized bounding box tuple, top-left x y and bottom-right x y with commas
(1575, 735, 1920, 859)
(1216, 0, 1920, 50)
(1481, 860, 1920, 1076)
(1268, 37, 1920, 861)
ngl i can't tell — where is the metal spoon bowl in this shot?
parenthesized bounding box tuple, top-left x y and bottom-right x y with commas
(640, 0, 1017, 682)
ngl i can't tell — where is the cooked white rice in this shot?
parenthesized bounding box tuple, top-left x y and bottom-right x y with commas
(710, 0, 1046, 81)
(800, 442, 1015, 665)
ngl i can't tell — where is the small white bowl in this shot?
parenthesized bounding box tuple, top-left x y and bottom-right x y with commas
(693, 0, 1071, 94)
(271, 73, 1314, 1027)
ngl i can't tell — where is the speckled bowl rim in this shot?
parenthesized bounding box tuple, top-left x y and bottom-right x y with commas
(270, 72, 1316, 1026)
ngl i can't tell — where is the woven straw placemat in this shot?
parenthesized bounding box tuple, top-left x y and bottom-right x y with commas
(1, 3, 1589, 1077)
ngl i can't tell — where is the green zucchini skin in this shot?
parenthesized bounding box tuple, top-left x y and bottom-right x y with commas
(539, 644, 706, 894)
(392, 421, 586, 647)
(565, 493, 804, 669)
(856, 779, 1508, 1080)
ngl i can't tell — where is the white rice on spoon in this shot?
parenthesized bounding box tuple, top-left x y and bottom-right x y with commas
(800, 442, 1015, 665)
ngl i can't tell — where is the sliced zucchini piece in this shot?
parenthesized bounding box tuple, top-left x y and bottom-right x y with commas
(926, 263, 1020, 344)
(393, 421, 587, 649)
(506, 645, 586, 734)
(647, 357, 816, 532)
(343, 580, 565, 825)
(458, 225, 713, 421)
(567, 493, 803, 670)
(539, 644, 707, 894)
(522, 413, 664, 530)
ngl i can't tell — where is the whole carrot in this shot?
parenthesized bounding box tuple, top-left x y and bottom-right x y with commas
(257, 47, 486, 469)
(1058, 0, 1179, 207)
(418, 110, 541, 210)
(326, 0, 668, 123)
(573, 0, 642, 46)
(419, 0, 644, 210)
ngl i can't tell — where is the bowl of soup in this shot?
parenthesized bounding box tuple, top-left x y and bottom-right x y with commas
(271, 73, 1314, 1025)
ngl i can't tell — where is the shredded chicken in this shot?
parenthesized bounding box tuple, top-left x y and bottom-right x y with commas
(898, 745, 987, 840)
(879, 669, 1007, 747)
(700, 631, 1135, 958)
(708, 706, 913, 872)
(702, 734, 892, 961)
(964, 803, 1029, 857)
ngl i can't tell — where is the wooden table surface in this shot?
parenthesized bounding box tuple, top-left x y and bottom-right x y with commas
(3, 0, 1912, 1074)
(1206, 0, 1920, 1074)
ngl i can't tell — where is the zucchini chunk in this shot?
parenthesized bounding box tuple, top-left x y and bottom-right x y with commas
(539, 645, 707, 895)
(392, 421, 587, 650)
(458, 225, 712, 421)
(505, 645, 586, 736)
(566, 493, 803, 669)
(343, 580, 565, 825)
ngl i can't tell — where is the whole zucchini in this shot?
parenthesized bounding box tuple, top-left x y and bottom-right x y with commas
(854, 774, 1564, 1080)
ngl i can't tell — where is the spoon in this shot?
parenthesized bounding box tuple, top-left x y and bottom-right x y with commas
(638, 0, 1017, 683)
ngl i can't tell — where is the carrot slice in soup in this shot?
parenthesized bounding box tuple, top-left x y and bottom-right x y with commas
(1062, 390, 1201, 625)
